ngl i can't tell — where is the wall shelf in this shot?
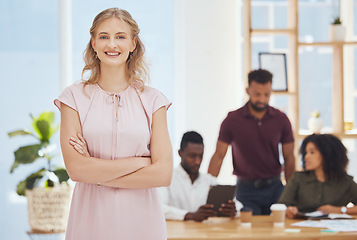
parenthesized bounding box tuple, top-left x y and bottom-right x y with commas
(298, 129, 357, 139)
(271, 91, 296, 96)
(252, 29, 295, 35)
(299, 41, 357, 46)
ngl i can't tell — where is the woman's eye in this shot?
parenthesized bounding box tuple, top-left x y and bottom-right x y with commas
(117, 36, 125, 39)
(99, 36, 107, 39)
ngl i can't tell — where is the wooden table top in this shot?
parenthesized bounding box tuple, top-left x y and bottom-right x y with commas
(166, 215, 357, 240)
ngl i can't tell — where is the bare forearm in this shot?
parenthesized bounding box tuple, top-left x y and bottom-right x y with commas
(208, 154, 223, 177)
(347, 206, 357, 215)
(282, 142, 296, 182)
(102, 160, 172, 188)
(318, 205, 357, 215)
(63, 153, 149, 184)
(284, 155, 295, 181)
(103, 107, 173, 189)
(59, 104, 149, 184)
(208, 140, 228, 177)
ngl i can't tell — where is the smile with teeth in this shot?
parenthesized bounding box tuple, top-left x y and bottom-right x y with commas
(106, 52, 120, 56)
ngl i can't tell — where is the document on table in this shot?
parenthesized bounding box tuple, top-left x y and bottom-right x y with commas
(291, 219, 357, 232)
(328, 213, 354, 219)
(296, 211, 354, 220)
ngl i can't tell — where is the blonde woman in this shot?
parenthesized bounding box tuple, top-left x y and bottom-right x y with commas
(54, 8, 173, 240)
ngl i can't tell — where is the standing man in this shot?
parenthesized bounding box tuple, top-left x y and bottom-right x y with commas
(208, 69, 295, 215)
(159, 131, 239, 222)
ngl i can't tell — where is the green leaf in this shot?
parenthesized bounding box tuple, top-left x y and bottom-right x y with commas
(16, 181, 26, 196)
(31, 111, 59, 142)
(10, 144, 42, 173)
(53, 168, 70, 183)
(15, 168, 69, 196)
(8, 129, 33, 138)
(10, 161, 20, 173)
(45, 179, 55, 188)
(332, 17, 342, 25)
(36, 120, 51, 142)
(16, 168, 47, 196)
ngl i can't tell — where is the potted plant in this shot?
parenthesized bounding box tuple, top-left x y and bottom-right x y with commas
(8, 111, 71, 234)
(329, 17, 346, 42)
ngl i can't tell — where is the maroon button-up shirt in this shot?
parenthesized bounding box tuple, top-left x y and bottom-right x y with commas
(218, 102, 294, 180)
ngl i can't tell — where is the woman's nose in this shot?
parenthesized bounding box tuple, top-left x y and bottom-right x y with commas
(107, 39, 116, 48)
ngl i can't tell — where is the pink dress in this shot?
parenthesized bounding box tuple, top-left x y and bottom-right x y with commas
(54, 81, 171, 240)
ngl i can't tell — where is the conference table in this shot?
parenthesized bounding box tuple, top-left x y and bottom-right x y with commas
(166, 215, 357, 240)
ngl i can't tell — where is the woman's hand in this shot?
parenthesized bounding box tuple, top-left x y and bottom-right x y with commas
(318, 204, 341, 214)
(69, 133, 90, 157)
(286, 206, 299, 219)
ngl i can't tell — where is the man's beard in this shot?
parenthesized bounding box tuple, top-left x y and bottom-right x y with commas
(181, 162, 199, 175)
(249, 100, 268, 112)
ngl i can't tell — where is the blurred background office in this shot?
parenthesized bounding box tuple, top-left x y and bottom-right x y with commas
(1, 0, 356, 239)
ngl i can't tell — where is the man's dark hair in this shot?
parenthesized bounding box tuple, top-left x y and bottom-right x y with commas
(300, 134, 348, 180)
(248, 69, 273, 86)
(180, 131, 203, 151)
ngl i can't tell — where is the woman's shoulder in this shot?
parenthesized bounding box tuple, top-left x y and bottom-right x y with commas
(63, 81, 96, 96)
(131, 82, 171, 113)
(61, 81, 83, 93)
(341, 174, 355, 183)
(140, 85, 163, 96)
(132, 82, 167, 100)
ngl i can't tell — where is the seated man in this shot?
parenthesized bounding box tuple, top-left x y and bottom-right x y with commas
(159, 131, 241, 222)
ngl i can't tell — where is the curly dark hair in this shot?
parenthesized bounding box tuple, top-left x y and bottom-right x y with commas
(300, 134, 348, 180)
(248, 69, 273, 86)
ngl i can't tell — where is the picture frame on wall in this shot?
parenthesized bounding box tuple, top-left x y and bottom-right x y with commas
(258, 52, 288, 92)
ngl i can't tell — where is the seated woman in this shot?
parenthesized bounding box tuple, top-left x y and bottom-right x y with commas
(278, 134, 357, 218)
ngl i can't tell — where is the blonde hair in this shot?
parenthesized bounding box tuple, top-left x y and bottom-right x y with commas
(82, 8, 149, 89)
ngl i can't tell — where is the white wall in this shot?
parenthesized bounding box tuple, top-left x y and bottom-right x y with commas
(173, 0, 244, 184)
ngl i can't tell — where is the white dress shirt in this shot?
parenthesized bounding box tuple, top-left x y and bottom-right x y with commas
(158, 164, 229, 220)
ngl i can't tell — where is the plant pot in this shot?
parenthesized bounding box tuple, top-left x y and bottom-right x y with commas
(329, 24, 346, 42)
(26, 184, 72, 233)
(308, 117, 323, 133)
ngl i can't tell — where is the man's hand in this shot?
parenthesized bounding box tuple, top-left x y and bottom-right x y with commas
(184, 204, 216, 222)
(218, 200, 237, 218)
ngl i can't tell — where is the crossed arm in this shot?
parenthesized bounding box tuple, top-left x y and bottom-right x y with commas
(60, 103, 173, 188)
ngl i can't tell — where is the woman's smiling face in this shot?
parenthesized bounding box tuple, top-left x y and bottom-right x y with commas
(91, 17, 136, 68)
